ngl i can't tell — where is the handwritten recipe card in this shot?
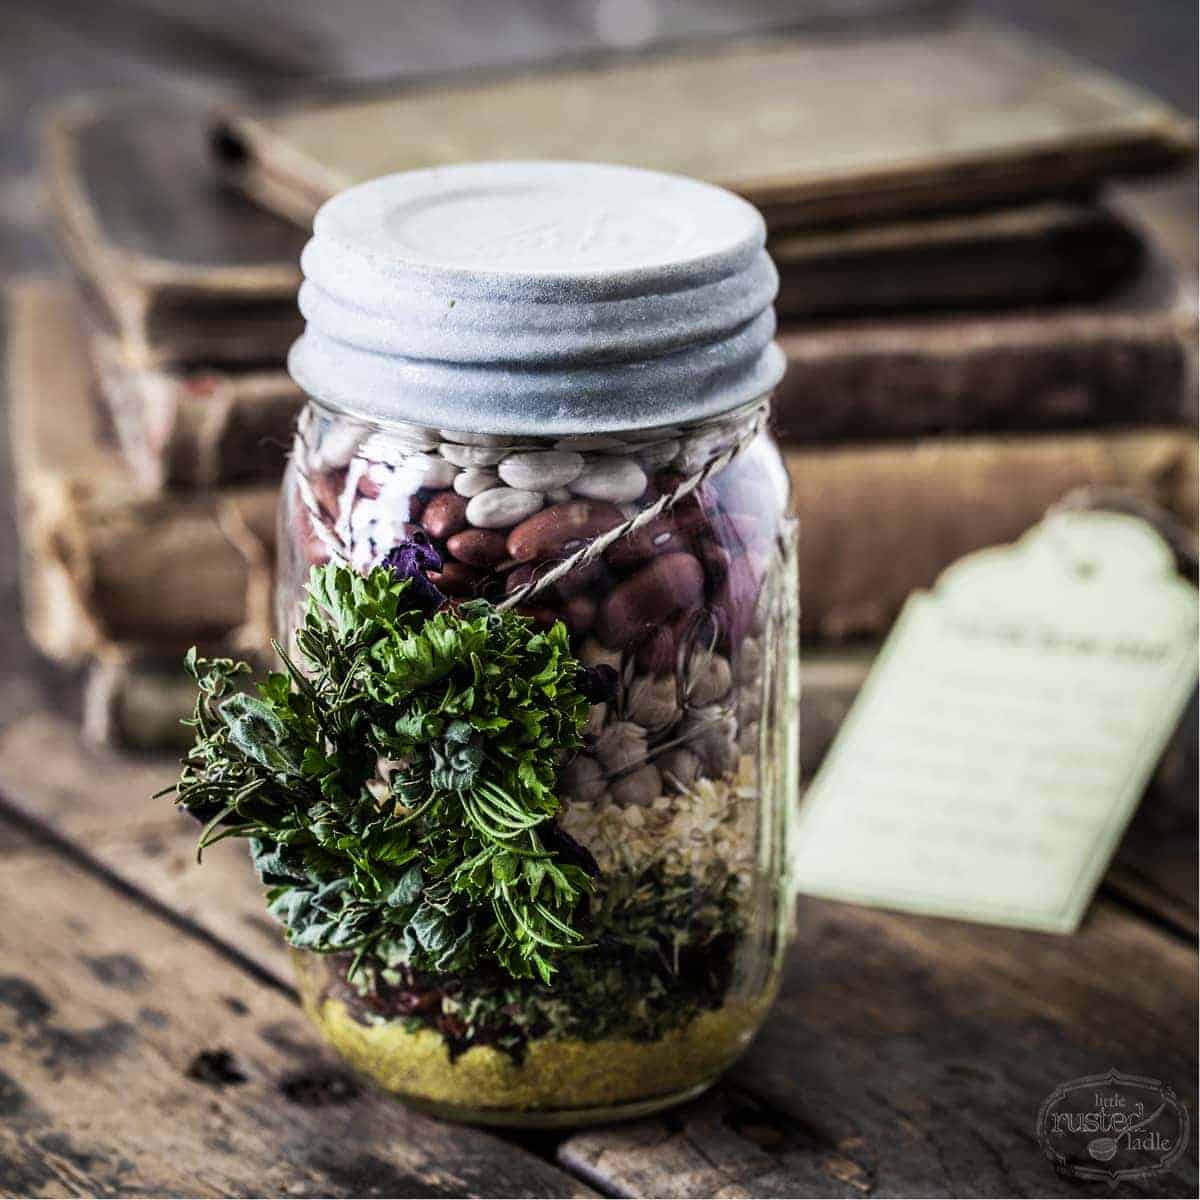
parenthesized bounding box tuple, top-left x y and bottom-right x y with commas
(791, 512, 1199, 933)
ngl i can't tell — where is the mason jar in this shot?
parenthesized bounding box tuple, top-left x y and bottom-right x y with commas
(274, 162, 799, 1126)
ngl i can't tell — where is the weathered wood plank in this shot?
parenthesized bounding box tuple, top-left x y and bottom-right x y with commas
(0, 715, 290, 983)
(560, 897, 1198, 1197)
(1, 713, 1195, 1197)
(0, 827, 596, 1198)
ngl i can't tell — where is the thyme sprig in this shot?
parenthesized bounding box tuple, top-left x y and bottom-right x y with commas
(165, 560, 596, 984)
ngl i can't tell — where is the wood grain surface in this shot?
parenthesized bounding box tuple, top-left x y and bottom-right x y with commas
(0, 712, 1194, 1197)
(0, 820, 596, 1199)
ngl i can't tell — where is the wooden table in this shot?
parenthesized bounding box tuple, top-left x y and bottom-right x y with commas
(0, 3, 1195, 1196)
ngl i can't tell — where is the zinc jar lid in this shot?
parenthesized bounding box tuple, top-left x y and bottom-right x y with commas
(289, 161, 784, 436)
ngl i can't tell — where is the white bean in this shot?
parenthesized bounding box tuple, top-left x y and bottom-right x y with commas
(360, 429, 439, 457)
(465, 487, 544, 529)
(568, 456, 647, 503)
(584, 702, 607, 739)
(498, 449, 584, 491)
(314, 425, 364, 469)
(439, 429, 509, 446)
(439, 443, 507, 467)
(554, 434, 627, 451)
(629, 438, 680, 469)
(403, 452, 457, 489)
(453, 468, 500, 497)
(580, 639, 623, 673)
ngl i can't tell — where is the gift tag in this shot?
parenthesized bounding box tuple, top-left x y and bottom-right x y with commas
(791, 511, 1198, 933)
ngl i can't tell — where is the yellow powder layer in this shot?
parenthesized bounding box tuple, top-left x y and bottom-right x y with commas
(304, 994, 766, 1113)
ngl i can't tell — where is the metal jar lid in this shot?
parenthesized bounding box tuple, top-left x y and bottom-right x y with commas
(288, 160, 785, 436)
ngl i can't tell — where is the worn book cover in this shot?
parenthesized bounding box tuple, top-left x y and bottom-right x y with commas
(214, 22, 1193, 231)
(88, 332, 302, 490)
(10, 280, 277, 663)
(772, 238, 1197, 442)
(44, 96, 305, 369)
(771, 202, 1143, 318)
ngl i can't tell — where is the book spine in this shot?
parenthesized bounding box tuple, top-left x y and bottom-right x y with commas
(773, 312, 1195, 443)
(90, 339, 301, 489)
(785, 431, 1198, 639)
(21, 481, 277, 663)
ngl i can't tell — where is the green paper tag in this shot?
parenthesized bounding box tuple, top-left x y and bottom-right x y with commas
(791, 511, 1198, 933)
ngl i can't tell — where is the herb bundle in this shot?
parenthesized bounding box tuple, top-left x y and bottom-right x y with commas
(166, 558, 597, 984)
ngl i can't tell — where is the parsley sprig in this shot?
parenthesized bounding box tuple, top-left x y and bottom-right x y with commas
(166, 562, 595, 984)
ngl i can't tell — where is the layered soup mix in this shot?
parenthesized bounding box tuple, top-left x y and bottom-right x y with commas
(272, 403, 796, 1117)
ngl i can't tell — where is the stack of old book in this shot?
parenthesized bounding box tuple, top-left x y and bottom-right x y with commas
(15, 22, 1197, 753)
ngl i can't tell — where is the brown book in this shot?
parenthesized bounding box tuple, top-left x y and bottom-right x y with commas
(787, 433, 1197, 639)
(772, 239, 1197, 442)
(10, 280, 277, 663)
(44, 96, 305, 370)
(89, 332, 302, 490)
(82, 645, 269, 751)
(770, 202, 1143, 318)
(214, 23, 1193, 231)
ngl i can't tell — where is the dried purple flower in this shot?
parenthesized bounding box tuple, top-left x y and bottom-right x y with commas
(382, 534, 445, 614)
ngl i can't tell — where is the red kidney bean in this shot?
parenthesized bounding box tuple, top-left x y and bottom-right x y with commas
(446, 528, 508, 567)
(504, 558, 606, 600)
(421, 491, 469, 540)
(506, 500, 624, 563)
(632, 605, 721, 674)
(516, 605, 559, 631)
(633, 621, 676, 674)
(563, 594, 597, 635)
(597, 552, 705, 647)
(711, 552, 759, 651)
(505, 562, 536, 595)
(604, 514, 687, 568)
(429, 561, 486, 596)
(695, 538, 731, 590)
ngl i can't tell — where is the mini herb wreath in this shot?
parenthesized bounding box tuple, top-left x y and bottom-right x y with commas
(165, 540, 614, 985)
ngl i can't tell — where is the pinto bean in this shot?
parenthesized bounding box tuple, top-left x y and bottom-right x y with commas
(597, 552, 704, 647)
(506, 500, 625, 563)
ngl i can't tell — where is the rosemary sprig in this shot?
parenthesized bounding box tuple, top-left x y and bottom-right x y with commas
(163, 560, 597, 984)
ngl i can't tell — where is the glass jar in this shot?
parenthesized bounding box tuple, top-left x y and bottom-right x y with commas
(274, 162, 799, 1126)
